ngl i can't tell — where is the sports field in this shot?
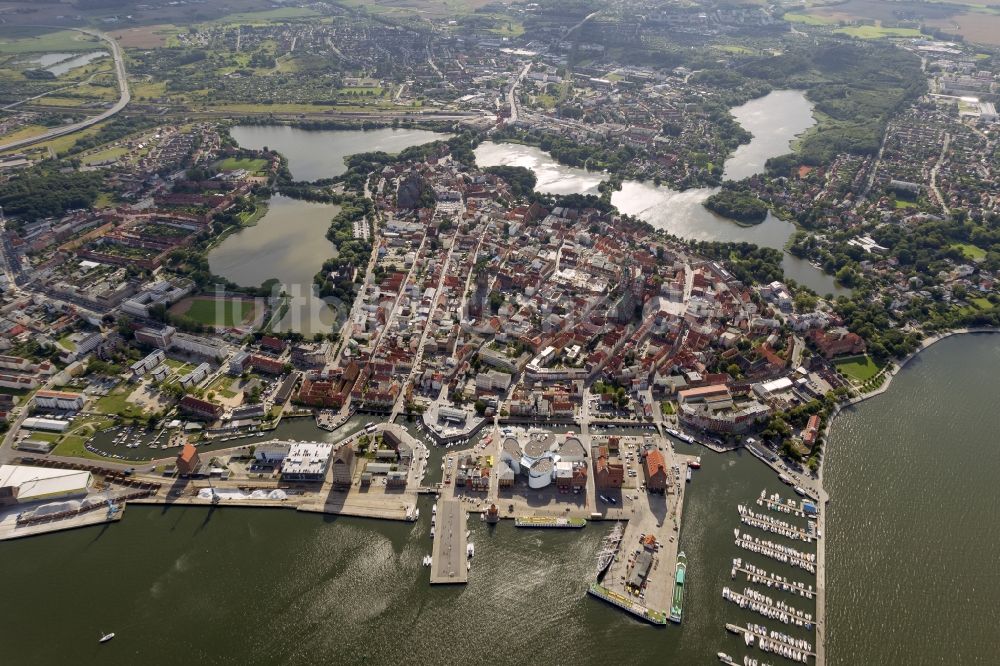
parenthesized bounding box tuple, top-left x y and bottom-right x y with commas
(169, 296, 259, 327)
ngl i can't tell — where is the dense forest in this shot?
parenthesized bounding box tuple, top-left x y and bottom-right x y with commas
(0, 169, 103, 222)
(704, 186, 769, 224)
(484, 165, 537, 198)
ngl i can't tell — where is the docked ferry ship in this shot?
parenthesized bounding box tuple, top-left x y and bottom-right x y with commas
(669, 552, 687, 623)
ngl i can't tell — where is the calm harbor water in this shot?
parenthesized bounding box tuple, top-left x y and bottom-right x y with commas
(1, 337, 995, 663)
(207, 194, 341, 335)
(825, 333, 1000, 665)
(230, 125, 449, 181)
(0, 430, 798, 666)
(475, 90, 847, 297)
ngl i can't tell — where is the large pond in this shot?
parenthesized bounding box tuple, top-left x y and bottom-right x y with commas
(208, 195, 341, 335)
(475, 90, 848, 297)
(46, 50, 107, 77)
(230, 125, 450, 181)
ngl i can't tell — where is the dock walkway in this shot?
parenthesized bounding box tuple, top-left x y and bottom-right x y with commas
(726, 623, 815, 663)
(735, 533, 816, 574)
(732, 559, 814, 599)
(722, 586, 815, 626)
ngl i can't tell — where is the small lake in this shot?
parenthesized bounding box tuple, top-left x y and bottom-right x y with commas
(208, 195, 342, 335)
(475, 90, 848, 296)
(473, 142, 604, 195)
(27, 52, 76, 68)
(46, 50, 107, 76)
(230, 125, 450, 182)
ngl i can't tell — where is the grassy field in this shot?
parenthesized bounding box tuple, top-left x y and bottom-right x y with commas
(783, 12, 836, 25)
(0, 124, 49, 144)
(970, 297, 993, 310)
(835, 354, 883, 382)
(216, 157, 268, 173)
(0, 28, 98, 54)
(2, 120, 110, 158)
(208, 375, 239, 399)
(715, 44, 756, 54)
(835, 24, 927, 39)
(209, 7, 322, 25)
(86, 145, 129, 165)
(952, 242, 987, 261)
(237, 201, 268, 227)
(131, 80, 169, 99)
(170, 296, 257, 327)
(95, 390, 145, 419)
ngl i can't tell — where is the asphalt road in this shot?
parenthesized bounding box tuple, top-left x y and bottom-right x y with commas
(0, 26, 130, 153)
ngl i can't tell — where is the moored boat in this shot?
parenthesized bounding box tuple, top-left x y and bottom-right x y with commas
(669, 552, 687, 623)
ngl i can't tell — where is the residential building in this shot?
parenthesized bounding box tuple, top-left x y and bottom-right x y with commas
(176, 443, 201, 476)
(33, 389, 85, 412)
(178, 395, 223, 421)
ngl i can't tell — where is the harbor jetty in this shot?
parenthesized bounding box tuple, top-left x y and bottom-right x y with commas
(587, 583, 668, 625)
(738, 504, 816, 542)
(726, 623, 815, 663)
(430, 499, 468, 584)
(514, 516, 586, 528)
(722, 586, 815, 627)
(731, 558, 814, 599)
(734, 531, 816, 574)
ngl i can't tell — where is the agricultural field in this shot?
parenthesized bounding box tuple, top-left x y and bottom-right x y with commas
(169, 296, 260, 327)
(835, 24, 927, 39)
(337, 0, 494, 19)
(927, 12, 1000, 46)
(0, 28, 99, 54)
(793, 0, 1000, 45)
(783, 12, 836, 26)
(109, 24, 182, 48)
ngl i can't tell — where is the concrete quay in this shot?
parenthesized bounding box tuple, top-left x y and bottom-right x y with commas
(0, 503, 124, 541)
(430, 499, 468, 584)
(598, 444, 695, 620)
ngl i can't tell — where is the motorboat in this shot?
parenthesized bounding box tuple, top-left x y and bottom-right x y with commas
(99, 631, 115, 643)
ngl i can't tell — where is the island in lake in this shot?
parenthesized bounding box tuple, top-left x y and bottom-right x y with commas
(703, 187, 770, 225)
